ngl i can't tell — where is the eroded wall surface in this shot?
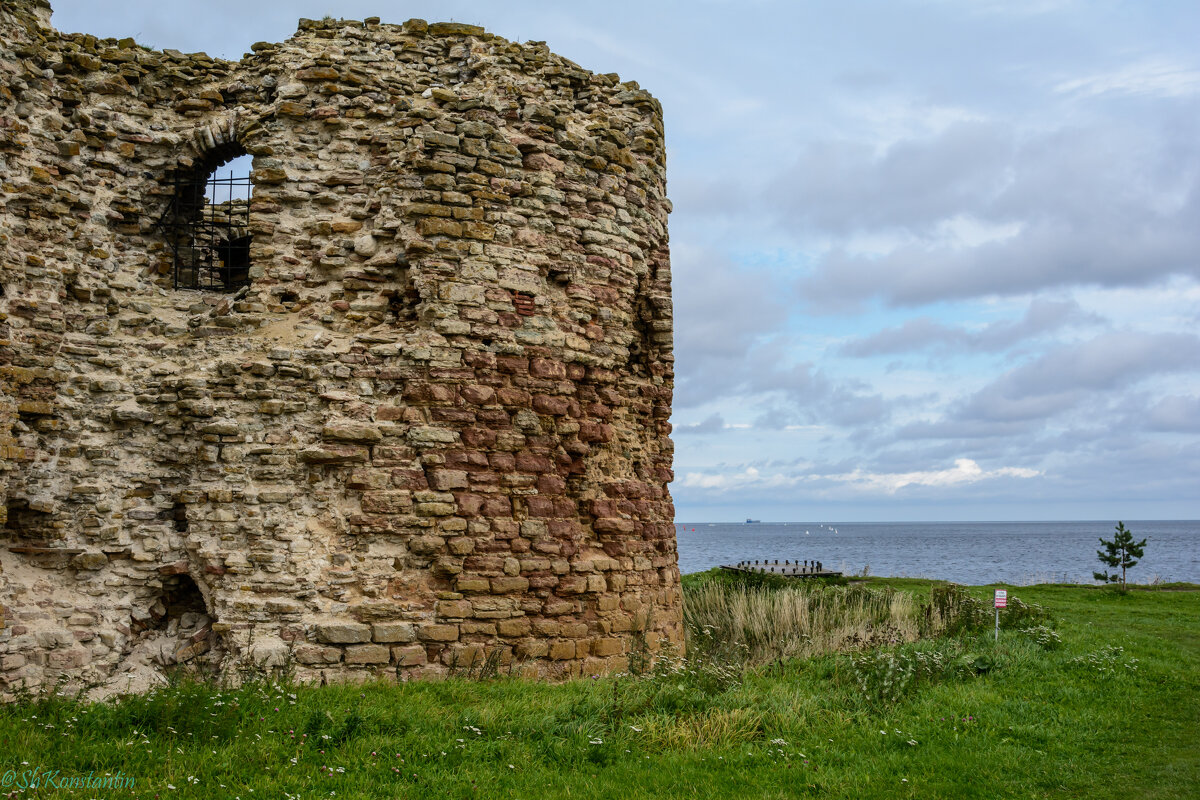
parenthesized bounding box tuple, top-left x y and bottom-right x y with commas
(0, 0, 679, 695)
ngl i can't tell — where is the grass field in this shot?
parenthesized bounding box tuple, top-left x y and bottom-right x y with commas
(1, 576, 1197, 799)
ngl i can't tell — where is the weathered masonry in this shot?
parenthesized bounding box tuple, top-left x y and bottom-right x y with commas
(0, 0, 679, 696)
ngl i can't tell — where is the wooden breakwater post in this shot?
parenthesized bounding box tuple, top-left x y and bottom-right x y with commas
(719, 559, 842, 578)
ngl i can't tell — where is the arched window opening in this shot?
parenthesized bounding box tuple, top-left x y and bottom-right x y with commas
(157, 152, 254, 292)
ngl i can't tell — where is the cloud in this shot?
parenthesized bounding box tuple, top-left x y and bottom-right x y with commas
(921, 0, 1077, 17)
(769, 121, 1014, 238)
(1144, 395, 1200, 432)
(832, 458, 1041, 493)
(782, 111, 1200, 308)
(838, 298, 1099, 357)
(671, 250, 892, 428)
(895, 331, 1200, 437)
(895, 418, 1038, 441)
(674, 413, 727, 435)
(965, 331, 1200, 415)
(679, 458, 1040, 495)
(671, 248, 792, 407)
(1055, 59, 1200, 99)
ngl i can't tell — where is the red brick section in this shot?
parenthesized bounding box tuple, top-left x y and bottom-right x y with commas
(510, 291, 537, 316)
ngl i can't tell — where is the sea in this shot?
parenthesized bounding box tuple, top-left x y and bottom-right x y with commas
(674, 520, 1200, 585)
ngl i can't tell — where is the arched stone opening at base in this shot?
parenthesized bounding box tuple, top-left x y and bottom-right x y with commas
(126, 571, 222, 676)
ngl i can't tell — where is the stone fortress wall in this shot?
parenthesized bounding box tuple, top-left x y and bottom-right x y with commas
(0, 0, 679, 696)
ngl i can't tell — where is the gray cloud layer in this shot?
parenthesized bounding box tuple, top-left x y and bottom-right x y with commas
(790, 115, 1200, 309)
(838, 298, 1100, 357)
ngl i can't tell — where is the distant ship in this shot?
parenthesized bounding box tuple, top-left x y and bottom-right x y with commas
(745, 518, 761, 524)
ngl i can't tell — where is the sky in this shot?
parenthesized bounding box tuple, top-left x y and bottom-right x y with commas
(48, 1, 1200, 522)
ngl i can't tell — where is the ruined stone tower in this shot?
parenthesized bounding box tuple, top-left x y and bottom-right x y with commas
(0, 0, 679, 694)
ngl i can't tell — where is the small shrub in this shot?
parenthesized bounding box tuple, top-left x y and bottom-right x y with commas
(1017, 624, 1062, 650)
(331, 711, 364, 745)
(302, 708, 331, 739)
(1000, 597, 1053, 629)
(921, 585, 1053, 637)
(923, 584, 991, 637)
(959, 652, 997, 675)
(851, 650, 918, 704)
(850, 645, 959, 705)
(633, 708, 763, 750)
(1069, 645, 1139, 676)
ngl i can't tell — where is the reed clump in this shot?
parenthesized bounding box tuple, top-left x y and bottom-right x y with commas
(684, 581, 913, 665)
(683, 575, 1006, 667)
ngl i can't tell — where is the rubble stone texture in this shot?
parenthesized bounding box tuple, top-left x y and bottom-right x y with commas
(0, 0, 680, 696)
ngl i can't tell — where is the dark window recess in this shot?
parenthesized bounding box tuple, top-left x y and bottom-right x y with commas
(3, 499, 56, 542)
(157, 162, 253, 292)
(172, 502, 189, 533)
(387, 269, 420, 323)
(626, 296, 654, 377)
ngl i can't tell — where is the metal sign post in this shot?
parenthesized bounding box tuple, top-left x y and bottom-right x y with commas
(994, 589, 1007, 642)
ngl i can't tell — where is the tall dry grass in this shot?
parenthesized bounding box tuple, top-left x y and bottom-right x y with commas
(684, 581, 942, 666)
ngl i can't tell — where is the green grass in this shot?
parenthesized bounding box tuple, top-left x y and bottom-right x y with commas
(1, 578, 1197, 799)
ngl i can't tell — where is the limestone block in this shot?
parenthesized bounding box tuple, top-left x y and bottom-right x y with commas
(372, 622, 416, 643)
(323, 420, 382, 443)
(392, 645, 427, 666)
(516, 640, 549, 659)
(436, 600, 472, 618)
(490, 577, 529, 594)
(417, 624, 459, 642)
(1, 654, 28, 671)
(549, 640, 576, 660)
(428, 469, 469, 490)
(408, 426, 459, 445)
(71, 552, 108, 570)
(447, 537, 475, 555)
(345, 644, 390, 664)
(251, 639, 290, 668)
(497, 618, 531, 637)
(48, 649, 87, 669)
(456, 577, 490, 592)
(543, 600, 576, 616)
(315, 623, 372, 644)
(299, 445, 369, 464)
(295, 645, 343, 665)
(408, 535, 444, 555)
(361, 491, 412, 513)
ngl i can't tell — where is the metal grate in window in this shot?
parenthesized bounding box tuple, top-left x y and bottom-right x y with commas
(157, 167, 253, 292)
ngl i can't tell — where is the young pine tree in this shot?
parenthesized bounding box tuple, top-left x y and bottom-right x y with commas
(1094, 521, 1147, 590)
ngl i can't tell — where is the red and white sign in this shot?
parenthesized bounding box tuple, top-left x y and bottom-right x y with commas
(994, 589, 1008, 608)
